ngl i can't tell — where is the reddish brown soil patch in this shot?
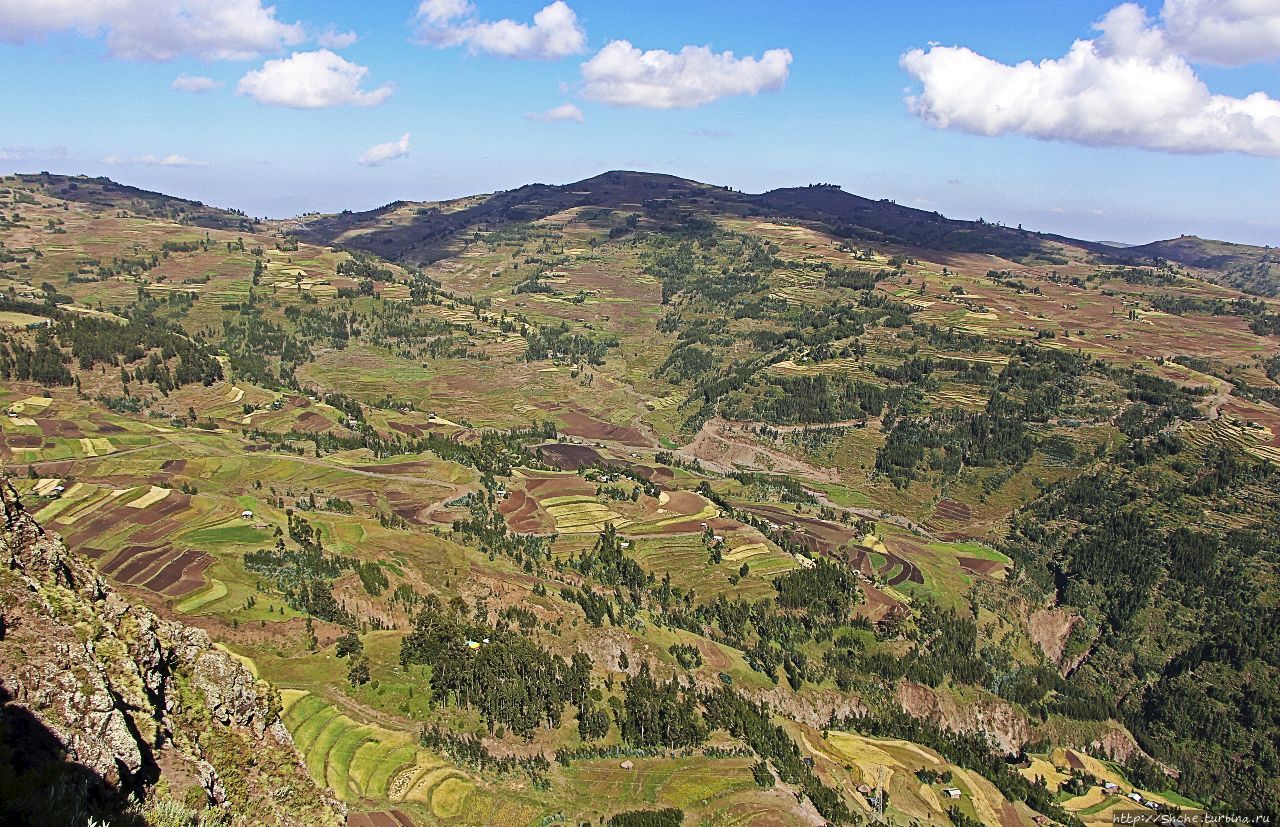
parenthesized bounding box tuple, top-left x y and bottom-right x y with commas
(347, 811, 414, 827)
(88, 417, 125, 433)
(145, 549, 210, 592)
(1065, 750, 1086, 771)
(131, 518, 184, 543)
(632, 464, 676, 481)
(116, 548, 177, 584)
(65, 512, 122, 546)
(525, 475, 593, 500)
(160, 459, 187, 473)
(384, 491, 432, 526)
(847, 547, 873, 576)
(155, 492, 191, 514)
(40, 419, 84, 438)
(498, 489, 544, 533)
(388, 421, 426, 437)
(161, 554, 214, 597)
(294, 411, 332, 433)
(4, 434, 41, 448)
(859, 583, 905, 621)
(558, 409, 648, 447)
(537, 442, 602, 470)
(101, 544, 164, 578)
(932, 498, 972, 522)
(883, 554, 924, 587)
(696, 639, 732, 671)
(743, 503, 856, 555)
(957, 556, 1004, 576)
(661, 490, 706, 515)
(350, 460, 440, 475)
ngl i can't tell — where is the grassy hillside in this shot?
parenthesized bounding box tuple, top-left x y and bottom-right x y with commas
(1, 170, 1278, 825)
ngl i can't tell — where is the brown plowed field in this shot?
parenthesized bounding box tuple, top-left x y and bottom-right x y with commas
(145, 549, 212, 593)
(931, 498, 972, 522)
(347, 811, 414, 827)
(498, 489, 544, 533)
(559, 409, 648, 446)
(39, 419, 83, 438)
(294, 411, 333, 433)
(957, 556, 1004, 576)
(537, 442, 602, 470)
(160, 554, 214, 597)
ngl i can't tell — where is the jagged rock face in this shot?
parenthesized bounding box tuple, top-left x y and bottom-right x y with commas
(0, 479, 344, 825)
(896, 681, 1030, 755)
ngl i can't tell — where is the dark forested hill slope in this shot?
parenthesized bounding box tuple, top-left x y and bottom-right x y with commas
(293, 171, 1274, 291)
(10, 173, 254, 232)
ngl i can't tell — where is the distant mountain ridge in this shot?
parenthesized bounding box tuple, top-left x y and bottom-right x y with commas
(11, 170, 1276, 294)
(286, 170, 1276, 294)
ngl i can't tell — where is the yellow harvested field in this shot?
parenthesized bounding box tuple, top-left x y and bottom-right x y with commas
(544, 497, 629, 533)
(1021, 756, 1069, 789)
(724, 543, 770, 562)
(859, 533, 888, 553)
(953, 767, 1005, 827)
(9, 396, 52, 413)
(1064, 786, 1108, 812)
(32, 478, 63, 496)
(127, 485, 172, 509)
(0, 311, 51, 328)
(79, 437, 115, 457)
(227, 386, 245, 403)
(826, 732, 907, 769)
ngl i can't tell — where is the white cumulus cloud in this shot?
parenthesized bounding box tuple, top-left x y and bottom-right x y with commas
(580, 41, 793, 109)
(528, 102, 583, 122)
(1160, 0, 1280, 65)
(316, 26, 358, 50)
(414, 0, 586, 60)
(0, 0, 305, 61)
(171, 74, 221, 93)
(237, 49, 394, 108)
(901, 2, 1280, 157)
(103, 153, 209, 167)
(358, 133, 411, 166)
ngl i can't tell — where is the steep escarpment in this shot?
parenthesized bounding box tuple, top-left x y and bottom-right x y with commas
(0, 479, 344, 826)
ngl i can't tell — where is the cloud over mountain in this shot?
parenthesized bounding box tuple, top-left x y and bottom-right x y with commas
(581, 41, 792, 109)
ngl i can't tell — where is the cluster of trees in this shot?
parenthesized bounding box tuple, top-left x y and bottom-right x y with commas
(721, 373, 888, 425)
(336, 250, 393, 282)
(523, 321, 616, 365)
(1002, 434, 1280, 815)
(399, 597, 591, 738)
(0, 327, 72, 385)
(875, 346, 1093, 487)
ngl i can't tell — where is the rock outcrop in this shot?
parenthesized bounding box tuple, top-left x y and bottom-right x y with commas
(896, 681, 1031, 755)
(0, 478, 344, 825)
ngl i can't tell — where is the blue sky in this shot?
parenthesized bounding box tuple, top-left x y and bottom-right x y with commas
(1, 0, 1277, 245)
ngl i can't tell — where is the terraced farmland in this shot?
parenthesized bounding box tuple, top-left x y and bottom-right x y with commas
(280, 689, 474, 810)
